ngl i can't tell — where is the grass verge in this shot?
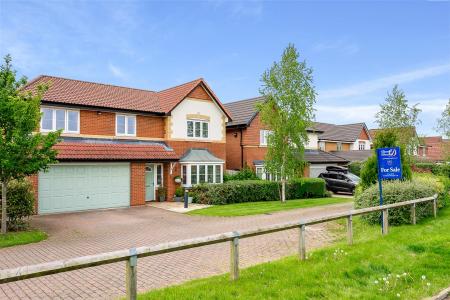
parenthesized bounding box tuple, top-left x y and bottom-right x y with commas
(0, 230, 47, 248)
(140, 207, 450, 299)
(187, 197, 352, 217)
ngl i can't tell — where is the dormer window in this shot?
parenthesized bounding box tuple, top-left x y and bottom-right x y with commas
(40, 107, 79, 133)
(116, 114, 136, 136)
(187, 120, 209, 138)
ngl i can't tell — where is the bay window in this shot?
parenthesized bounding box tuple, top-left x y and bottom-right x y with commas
(182, 163, 223, 186)
(40, 107, 79, 133)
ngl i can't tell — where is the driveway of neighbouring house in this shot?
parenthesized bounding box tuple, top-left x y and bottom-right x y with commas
(0, 202, 353, 300)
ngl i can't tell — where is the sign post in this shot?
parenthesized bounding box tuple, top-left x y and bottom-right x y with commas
(376, 147, 403, 233)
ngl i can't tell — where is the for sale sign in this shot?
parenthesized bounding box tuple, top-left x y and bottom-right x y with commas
(376, 147, 403, 180)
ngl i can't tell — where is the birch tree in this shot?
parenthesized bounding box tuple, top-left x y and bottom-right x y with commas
(258, 44, 316, 202)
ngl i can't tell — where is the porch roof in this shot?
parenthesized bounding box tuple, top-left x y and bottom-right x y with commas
(179, 149, 224, 163)
(54, 137, 179, 161)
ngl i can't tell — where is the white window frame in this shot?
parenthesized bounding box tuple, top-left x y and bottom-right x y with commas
(318, 141, 325, 151)
(40, 107, 80, 134)
(256, 167, 264, 179)
(186, 119, 209, 139)
(358, 141, 365, 150)
(260, 130, 271, 146)
(116, 114, 136, 136)
(155, 163, 163, 187)
(181, 163, 223, 187)
(337, 142, 343, 151)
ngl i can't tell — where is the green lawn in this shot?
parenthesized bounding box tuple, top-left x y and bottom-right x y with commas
(188, 197, 352, 217)
(0, 230, 47, 248)
(140, 207, 450, 300)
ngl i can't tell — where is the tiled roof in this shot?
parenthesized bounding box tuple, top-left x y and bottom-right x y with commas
(253, 149, 349, 165)
(314, 122, 369, 142)
(22, 75, 231, 119)
(179, 148, 224, 163)
(331, 150, 372, 162)
(224, 96, 265, 127)
(224, 96, 321, 132)
(54, 141, 179, 160)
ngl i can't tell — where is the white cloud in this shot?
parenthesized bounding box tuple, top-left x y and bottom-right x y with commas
(312, 39, 360, 55)
(413, 98, 449, 113)
(108, 63, 127, 80)
(319, 63, 450, 100)
(316, 104, 378, 126)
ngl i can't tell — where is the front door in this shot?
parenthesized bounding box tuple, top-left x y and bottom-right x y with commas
(145, 164, 155, 201)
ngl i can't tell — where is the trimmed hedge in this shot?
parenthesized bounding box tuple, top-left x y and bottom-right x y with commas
(0, 179, 35, 231)
(192, 178, 327, 205)
(354, 177, 445, 226)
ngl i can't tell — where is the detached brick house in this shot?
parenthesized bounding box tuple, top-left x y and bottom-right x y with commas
(24, 75, 231, 214)
(224, 97, 349, 178)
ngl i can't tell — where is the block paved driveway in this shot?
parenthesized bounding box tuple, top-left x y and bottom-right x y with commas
(0, 202, 353, 299)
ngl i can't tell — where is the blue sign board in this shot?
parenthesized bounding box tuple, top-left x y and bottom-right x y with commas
(377, 147, 403, 180)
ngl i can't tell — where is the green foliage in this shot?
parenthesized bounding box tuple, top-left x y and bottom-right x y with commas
(375, 85, 421, 148)
(413, 162, 450, 178)
(435, 99, 449, 138)
(258, 44, 316, 201)
(354, 178, 441, 225)
(347, 161, 362, 176)
(286, 178, 326, 199)
(191, 178, 326, 205)
(359, 130, 412, 190)
(0, 179, 35, 230)
(174, 187, 184, 197)
(0, 230, 47, 248)
(223, 166, 259, 182)
(157, 186, 167, 197)
(0, 55, 60, 182)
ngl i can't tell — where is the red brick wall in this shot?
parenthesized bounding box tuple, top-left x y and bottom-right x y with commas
(28, 174, 39, 213)
(130, 162, 146, 206)
(226, 129, 242, 170)
(242, 113, 267, 146)
(187, 85, 212, 101)
(137, 115, 165, 138)
(359, 128, 370, 140)
(80, 110, 116, 136)
(243, 147, 267, 170)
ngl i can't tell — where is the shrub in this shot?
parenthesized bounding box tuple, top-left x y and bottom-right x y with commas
(174, 187, 184, 197)
(223, 166, 260, 182)
(286, 178, 326, 199)
(192, 178, 326, 205)
(0, 179, 35, 231)
(413, 162, 450, 178)
(347, 161, 362, 176)
(354, 179, 439, 226)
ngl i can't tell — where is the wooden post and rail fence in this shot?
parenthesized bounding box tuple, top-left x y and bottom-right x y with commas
(0, 194, 439, 300)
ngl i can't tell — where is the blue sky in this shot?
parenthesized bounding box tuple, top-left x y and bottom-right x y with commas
(1, 0, 449, 136)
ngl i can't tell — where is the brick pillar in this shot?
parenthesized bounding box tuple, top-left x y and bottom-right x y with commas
(130, 162, 146, 206)
(28, 174, 39, 213)
(164, 162, 180, 202)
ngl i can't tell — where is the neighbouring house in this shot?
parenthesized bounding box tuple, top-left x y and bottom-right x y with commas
(421, 136, 449, 162)
(24, 75, 231, 214)
(369, 127, 428, 158)
(313, 122, 372, 152)
(224, 97, 349, 179)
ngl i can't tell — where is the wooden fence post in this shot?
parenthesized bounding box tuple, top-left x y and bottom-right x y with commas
(230, 233, 239, 280)
(126, 248, 137, 300)
(347, 215, 353, 245)
(299, 224, 306, 260)
(411, 203, 416, 225)
(433, 198, 437, 218)
(382, 209, 389, 235)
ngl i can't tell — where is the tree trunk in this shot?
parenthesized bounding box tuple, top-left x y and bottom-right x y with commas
(1, 181, 7, 234)
(281, 178, 286, 203)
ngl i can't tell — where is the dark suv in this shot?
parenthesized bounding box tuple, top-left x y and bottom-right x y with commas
(318, 171, 360, 195)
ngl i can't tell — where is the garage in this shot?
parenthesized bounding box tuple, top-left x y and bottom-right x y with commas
(309, 163, 338, 178)
(38, 163, 130, 214)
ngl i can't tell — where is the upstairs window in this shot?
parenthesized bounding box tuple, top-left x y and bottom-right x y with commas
(41, 107, 79, 133)
(260, 130, 272, 146)
(116, 114, 136, 136)
(358, 141, 365, 150)
(187, 120, 209, 138)
(337, 142, 343, 151)
(319, 141, 325, 151)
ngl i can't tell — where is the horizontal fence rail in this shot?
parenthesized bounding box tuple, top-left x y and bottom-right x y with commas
(0, 194, 438, 300)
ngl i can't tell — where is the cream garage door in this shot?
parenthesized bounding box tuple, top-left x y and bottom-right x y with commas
(309, 164, 338, 178)
(38, 163, 130, 214)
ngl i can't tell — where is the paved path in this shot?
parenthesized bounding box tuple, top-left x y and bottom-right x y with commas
(0, 202, 353, 299)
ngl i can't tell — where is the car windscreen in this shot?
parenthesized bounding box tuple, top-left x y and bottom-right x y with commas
(346, 173, 360, 182)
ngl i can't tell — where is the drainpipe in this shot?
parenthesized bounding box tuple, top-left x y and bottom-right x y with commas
(240, 128, 244, 169)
